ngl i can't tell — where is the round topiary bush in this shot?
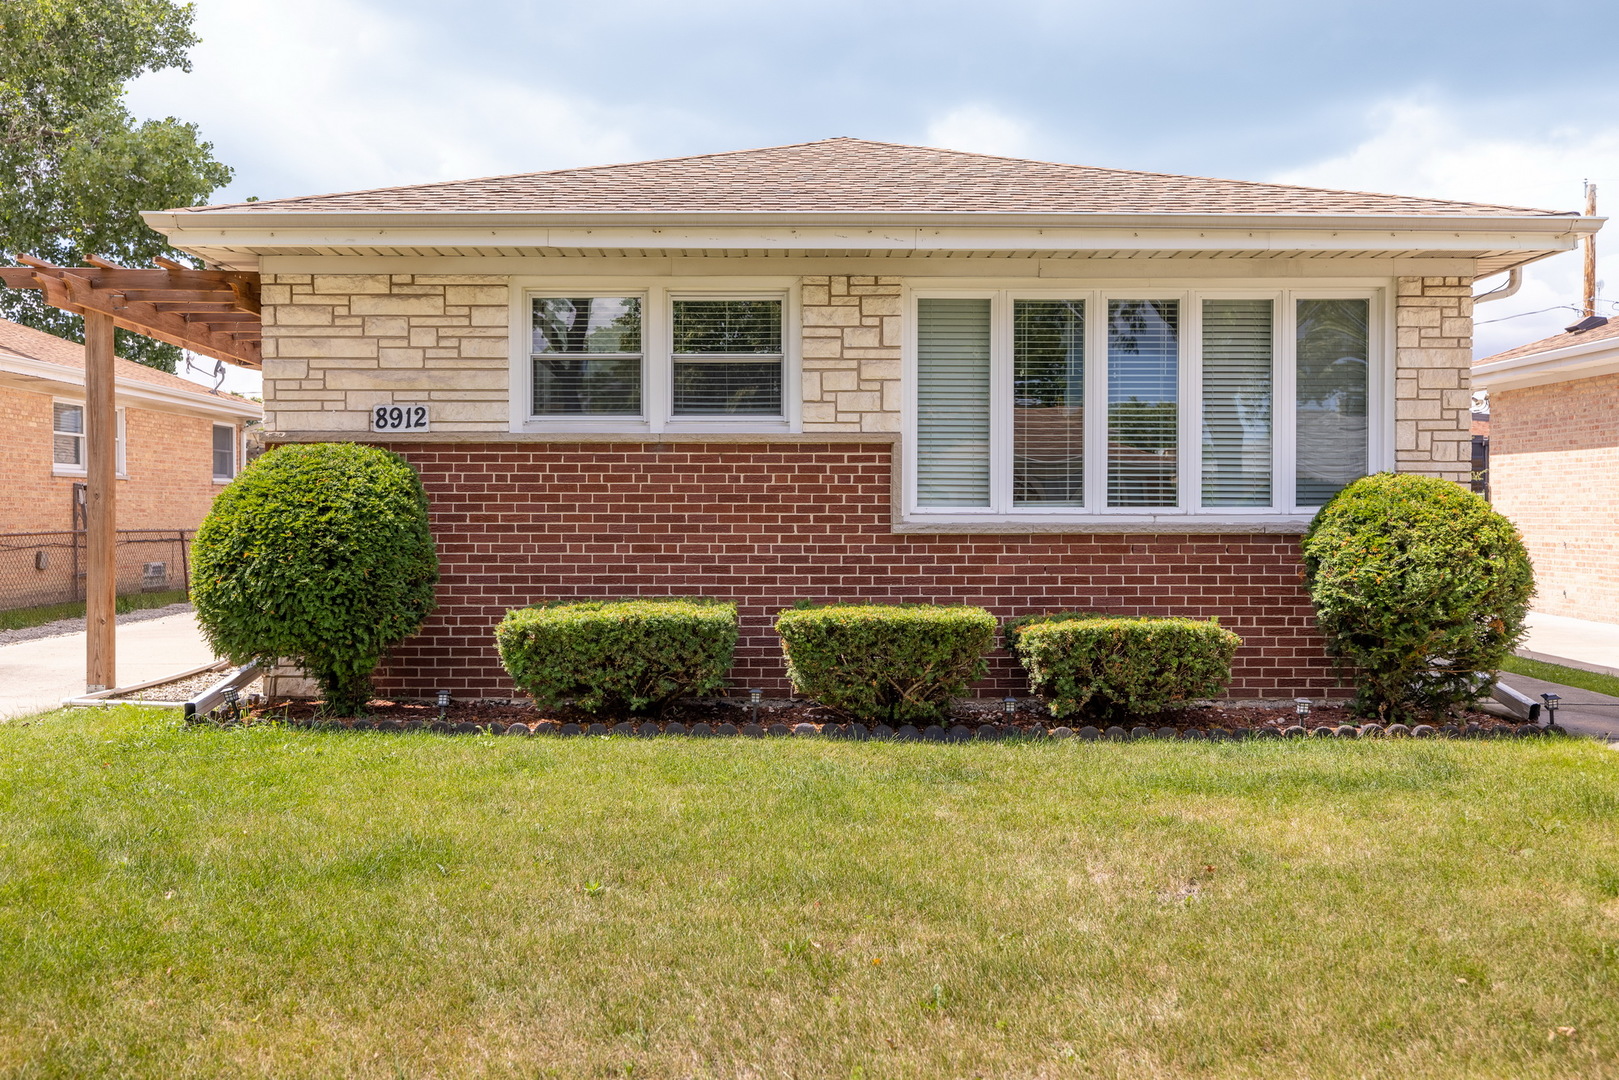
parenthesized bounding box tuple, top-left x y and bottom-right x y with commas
(1301, 472, 1533, 721)
(191, 443, 438, 714)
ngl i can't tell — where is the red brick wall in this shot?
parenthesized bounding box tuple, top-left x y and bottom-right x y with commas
(371, 441, 1337, 701)
(1489, 372, 1619, 623)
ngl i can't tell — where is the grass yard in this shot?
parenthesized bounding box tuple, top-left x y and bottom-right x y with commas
(1501, 655, 1619, 699)
(3, 709, 1618, 1078)
(0, 589, 189, 633)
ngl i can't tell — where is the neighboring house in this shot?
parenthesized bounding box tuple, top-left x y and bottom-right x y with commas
(0, 318, 261, 605)
(1474, 315, 1619, 624)
(142, 138, 1599, 700)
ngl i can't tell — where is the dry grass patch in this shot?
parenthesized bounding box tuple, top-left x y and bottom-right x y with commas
(0, 708, 1617, 1078)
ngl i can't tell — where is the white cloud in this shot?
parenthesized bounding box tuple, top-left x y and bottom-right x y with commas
(923, 104, 1038, 158)
(123, 0, 682, 202)
(1273, 98, 1619, 361)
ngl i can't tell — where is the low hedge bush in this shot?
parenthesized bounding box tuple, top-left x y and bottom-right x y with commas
(1008, 613, 1242, 721)
(774, 603, 997, 724)
(494, 598, 737, 716)
(191, 443, 438, 715)
(1302, 472, 1534, 720)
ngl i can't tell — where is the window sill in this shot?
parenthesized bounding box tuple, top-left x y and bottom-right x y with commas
(893, 515, 1312, 535)
(518, 418, 793, 435)
(53, 467, 129, 480)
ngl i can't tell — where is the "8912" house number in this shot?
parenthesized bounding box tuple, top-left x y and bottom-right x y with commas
(371, 404, 430, 432)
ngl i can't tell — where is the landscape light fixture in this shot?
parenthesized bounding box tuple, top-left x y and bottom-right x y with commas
(1003, 696, 1018, 718)
(437, 690, 451, 721)
(222, 686, 240, 722)
(1541, 692, 1560, 726)
(749, 688, 763, 723)
(1295, 697, 1312, 719)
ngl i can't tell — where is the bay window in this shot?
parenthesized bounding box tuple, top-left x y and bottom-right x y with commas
(910, 288, 1381, 522)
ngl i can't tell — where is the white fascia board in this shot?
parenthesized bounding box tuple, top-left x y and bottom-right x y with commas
(1473, 336, 1619, 391)
(0, 351, 261, 418)
(143, 210, 1599, 259)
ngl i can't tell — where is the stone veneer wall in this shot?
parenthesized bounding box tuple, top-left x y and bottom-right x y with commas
(1394, 276, 1474, 483)
(799, 275, 902, 432)
(260, 274, 510, 433)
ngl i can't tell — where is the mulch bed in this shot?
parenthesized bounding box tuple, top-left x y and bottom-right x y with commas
(224, 696, 1543, 740)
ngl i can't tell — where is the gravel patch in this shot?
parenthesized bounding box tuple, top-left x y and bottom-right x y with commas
(108, 671, 261, 704)
(0, 602, 194, 647)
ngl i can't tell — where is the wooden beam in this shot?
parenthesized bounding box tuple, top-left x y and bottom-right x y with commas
(83, 311, 117, 692)
(54, 272, 262, 367)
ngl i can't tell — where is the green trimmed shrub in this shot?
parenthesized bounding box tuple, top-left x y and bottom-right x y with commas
(1008, 614, 1242, 721)
(192, 443, 438, 715)
(1301, 472, 1534, 720)
(495, 598, 737, 715)
(774, 603, 997, 724)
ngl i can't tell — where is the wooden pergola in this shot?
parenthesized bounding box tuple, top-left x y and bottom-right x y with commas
(0, 258, 261, 691)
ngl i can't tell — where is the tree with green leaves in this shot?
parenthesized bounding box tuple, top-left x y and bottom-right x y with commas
(0, 0, 232, 371)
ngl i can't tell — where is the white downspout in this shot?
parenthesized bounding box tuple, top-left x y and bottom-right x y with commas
(1473, 267, 1522, 304)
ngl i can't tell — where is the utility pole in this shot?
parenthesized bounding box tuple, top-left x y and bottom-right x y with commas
(1584, 182, 1598, 318)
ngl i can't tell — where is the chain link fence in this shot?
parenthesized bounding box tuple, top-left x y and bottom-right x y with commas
(0, 530, 193, 612)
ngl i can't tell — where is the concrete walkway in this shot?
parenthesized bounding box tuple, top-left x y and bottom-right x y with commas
(1520, 610, 1619, 677)
(1496, 671, 1619, 741)
(0, 612, 217, 721)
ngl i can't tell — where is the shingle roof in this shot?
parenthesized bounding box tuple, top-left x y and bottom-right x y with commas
(176, 138, 1570, 218)
(1476, 315, 1619, 365)
(0, 318, 255, 402)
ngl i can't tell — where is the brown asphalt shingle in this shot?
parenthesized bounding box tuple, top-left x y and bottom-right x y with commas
(174, 138, 1571, 218)
(0, 318, 254, 402)
(1476, 316, 1619, 365)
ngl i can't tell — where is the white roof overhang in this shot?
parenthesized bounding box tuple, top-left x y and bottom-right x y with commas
(1473, 334, 1619, 392)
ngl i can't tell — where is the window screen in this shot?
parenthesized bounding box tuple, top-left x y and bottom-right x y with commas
(213, 424, 236, 479)
(1296, 298, 1369, 506)
(1013, 300, 1085, 506)
(53, 403, 84, 466)
(671, 299, 783, 415)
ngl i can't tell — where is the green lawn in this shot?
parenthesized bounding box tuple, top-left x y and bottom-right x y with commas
(1502, 654, 1619, 699)
(0, 589, 189, 633)
(3, 708, 1618, 1078)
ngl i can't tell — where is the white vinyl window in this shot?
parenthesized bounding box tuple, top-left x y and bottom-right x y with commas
(524, 284, 792, 431)
(909, 287, 1383, 523)
(52, 402, 125, 476)
(212, 423, 238, 481)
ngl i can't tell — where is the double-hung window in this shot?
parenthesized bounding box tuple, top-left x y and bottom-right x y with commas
(52, 401, 125, 476)
(910, 287, 1381, 523)
(524, 283, 792, 431)
(212, 423, 238, 481)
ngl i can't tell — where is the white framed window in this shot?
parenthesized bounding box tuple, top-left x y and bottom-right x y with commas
(905, 285, 1387, 525)
(212, 422, 238, 481)
(52, 401, 125, 477)
(514, 278, 799, 434)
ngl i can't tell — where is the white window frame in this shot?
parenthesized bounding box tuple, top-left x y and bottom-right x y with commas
(212, 422, 239, 483)
(510, 277, 801, 435)
(51, 400, 126, 478)
(903, 281, 1391, 527)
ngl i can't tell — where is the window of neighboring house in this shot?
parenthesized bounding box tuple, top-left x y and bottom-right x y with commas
(527, 286, 790, 428)
(52, 402, 125, 476)
(213, 422, 238, 481)
(910, 289, 1380, 522)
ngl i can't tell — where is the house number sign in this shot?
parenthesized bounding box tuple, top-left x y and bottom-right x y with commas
(371, 404, 430, 432)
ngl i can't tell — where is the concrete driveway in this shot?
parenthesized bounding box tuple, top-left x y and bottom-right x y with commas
(0, 611, 217, 721)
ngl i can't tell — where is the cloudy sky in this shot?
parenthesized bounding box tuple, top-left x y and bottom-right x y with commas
(126, 0, 1619, 397)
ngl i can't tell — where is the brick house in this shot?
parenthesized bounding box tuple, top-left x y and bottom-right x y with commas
(1474, 316, 1619, 624)
(0, 318, 261, 604)
(141, 138, 1598, 700)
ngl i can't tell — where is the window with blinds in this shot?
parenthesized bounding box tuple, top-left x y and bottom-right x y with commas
(917, 298, 992, 507)
(672, 298, 783, 415)
(1107, 300, 1179, 507)
(212, 424, 237, 480)
(1296, 298, 1369, 506)
(1013, 300, 1085, 506)
(1201, 299, 1273, 507)
(52, 402, 84, 466)
(531, 296, 642, 416)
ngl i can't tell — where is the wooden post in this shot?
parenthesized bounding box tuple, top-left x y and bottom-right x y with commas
(83, 311, 117, 692)
(1584, 184, 1599, 318)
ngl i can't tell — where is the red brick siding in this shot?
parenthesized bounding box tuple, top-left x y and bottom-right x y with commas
(371, 441, 1337, 701)
(1489, 372, 1619, 622)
